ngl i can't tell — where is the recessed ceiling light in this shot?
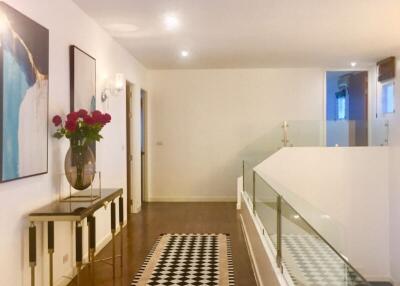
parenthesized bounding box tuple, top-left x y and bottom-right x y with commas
(293, 214, 300, 219)
(350, 62, 357, 67)
(180, 50, 189, 57)
(164, 14, 180, 30)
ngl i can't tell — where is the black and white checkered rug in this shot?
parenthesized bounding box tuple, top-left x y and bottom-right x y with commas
(131, 233, 234, 286)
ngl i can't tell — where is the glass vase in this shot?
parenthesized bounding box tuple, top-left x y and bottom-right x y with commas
(64, 143, 95, 191)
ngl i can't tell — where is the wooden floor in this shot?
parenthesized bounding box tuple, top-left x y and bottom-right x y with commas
(69, 202, 257, 286)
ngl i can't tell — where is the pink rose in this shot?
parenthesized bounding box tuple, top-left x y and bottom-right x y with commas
(52, 115, 62, 127)
(103, 113, 111, 124)
(77, 109, 88, 118)
(65, 120, 77, 132)
(67, 112, 79, 122)
(92, 110, 104, 125)
(83, 114, 95, 125)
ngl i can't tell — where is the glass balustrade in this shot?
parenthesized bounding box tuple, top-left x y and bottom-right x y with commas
(284, 119, 389, 147)
(240, 118, 388, 285)
(246, 171, 370, 285)
(281, 199, 369, 286)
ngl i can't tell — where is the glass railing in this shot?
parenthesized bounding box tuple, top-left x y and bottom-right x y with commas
(240, 123, 284, 164)
(240, 119, 388, 285)
(241, 123, 285, 202)
(284, 119, 389, 147)
(254, 168, 346, 254)
(243, 171, 370, 285)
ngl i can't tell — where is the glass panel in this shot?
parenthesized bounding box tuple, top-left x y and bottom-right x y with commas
(371, 119, 389, 146)
(285, 120, 325, 147)
(285, 120, 390, 147)
(254, 173, 279, 248)
(281, 200, 369, 286)
(253, 169, 346, 254)
(240, 123, 284, 165)
(243, 160, 254, 203)
(241, 123, 285, 203)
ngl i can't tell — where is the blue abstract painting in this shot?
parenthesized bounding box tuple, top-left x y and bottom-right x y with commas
(0, 3, 49, 182)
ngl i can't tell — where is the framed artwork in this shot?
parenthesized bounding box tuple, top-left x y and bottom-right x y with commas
(69, 45, 96, 113)
(69, 45, 96, 154)
(0, 2, 49, 182)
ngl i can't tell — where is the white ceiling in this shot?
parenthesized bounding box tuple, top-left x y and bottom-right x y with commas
(73, 0, 400, 69)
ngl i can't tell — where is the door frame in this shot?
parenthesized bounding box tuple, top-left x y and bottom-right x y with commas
(126, 81, 134, 213)
(140, 89, 148, 202)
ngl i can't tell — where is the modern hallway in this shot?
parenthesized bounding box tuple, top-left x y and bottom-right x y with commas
(68, 203, 259, 286)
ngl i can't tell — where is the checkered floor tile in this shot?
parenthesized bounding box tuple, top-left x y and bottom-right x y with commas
(131, 233, 234, 286)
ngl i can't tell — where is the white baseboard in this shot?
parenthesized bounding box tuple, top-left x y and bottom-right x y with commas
(147, 196, 236, 202)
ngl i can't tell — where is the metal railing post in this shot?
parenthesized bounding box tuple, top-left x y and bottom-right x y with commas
(252, 171, 256, 214)
(277, 195, 282, 271)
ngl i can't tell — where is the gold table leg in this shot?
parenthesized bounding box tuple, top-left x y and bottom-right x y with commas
(49, 252, 54, 286)
(76, 262, 81, 286)
(30, 265, 35, 286)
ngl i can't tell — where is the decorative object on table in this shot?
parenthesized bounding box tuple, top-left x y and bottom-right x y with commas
(52, 109, 111, 191)
(0, 2, 49, 182)
(70, 45, 97, 156)
(131, 233, 235, 286)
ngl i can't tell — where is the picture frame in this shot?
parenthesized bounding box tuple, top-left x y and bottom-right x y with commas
(69, 45, 96, 155)
(0, 2, 49, 182)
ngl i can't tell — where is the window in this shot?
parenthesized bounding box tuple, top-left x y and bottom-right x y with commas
(336, 89, 346, 120)
(382, 81, 395, 114)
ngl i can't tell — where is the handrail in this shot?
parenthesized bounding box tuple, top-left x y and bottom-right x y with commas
(243, 160, 370, 285)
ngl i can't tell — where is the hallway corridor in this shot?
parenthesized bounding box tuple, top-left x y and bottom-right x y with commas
(69, 203, 257, 286)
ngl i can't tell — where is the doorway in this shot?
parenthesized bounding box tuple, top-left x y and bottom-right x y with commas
(140, 89, 148, 202)
(326, 71, 368, 146)
(126, 81, 134, 213)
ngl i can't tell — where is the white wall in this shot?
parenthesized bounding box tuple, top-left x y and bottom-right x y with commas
(255, 147, 391, 281)
(387, 57, 400, 286)
(0, 1, 146, 285)
(147, 69, 324, 201)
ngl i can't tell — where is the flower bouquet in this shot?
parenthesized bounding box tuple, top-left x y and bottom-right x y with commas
(52, 109, 111, 190)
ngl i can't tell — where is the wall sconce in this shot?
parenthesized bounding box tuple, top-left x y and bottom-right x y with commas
(101, 73, 124, 102)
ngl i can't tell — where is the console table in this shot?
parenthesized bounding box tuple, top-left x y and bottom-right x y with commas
(28, 188, 124, 286)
